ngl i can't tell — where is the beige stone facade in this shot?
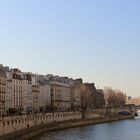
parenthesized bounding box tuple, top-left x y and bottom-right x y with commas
(0, 68, 6, 115)
(71, 83, 82, 110)
(38, 85, 51, 112)
(5, 80, 12, 113)
(50, 81, 71, 111)
(0, 65, 106, 115)
(32, 85, 40, 113)
(126, 98, 140, 106)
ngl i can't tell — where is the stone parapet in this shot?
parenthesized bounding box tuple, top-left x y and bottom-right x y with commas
(0, 112, 82, 136)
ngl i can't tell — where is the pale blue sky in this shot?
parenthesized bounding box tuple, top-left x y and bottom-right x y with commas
(0, 0, 140, 97)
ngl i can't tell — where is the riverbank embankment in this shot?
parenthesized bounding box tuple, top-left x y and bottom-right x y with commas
(0, 105, 136, 140)
(0, 114, 134, 140)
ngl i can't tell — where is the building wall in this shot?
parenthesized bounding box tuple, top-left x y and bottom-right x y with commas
(32, 85, 40, 113)
(44, 85, 51, 106)
(80, 83, 96, 110)
(71, 83, 82, 110)
(95, 89, 105, 108)
(0, 68, 6, 115)
(5, 80, 12, 113)
(50, 81, 71, 111)
(126, 98, 140, 106)
(38, 84, 51, 111)
(22, 80, 32, 112)
(12, 78, 23, 111)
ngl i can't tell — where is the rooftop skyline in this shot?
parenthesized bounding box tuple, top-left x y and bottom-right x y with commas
(0, 0, 140, 97)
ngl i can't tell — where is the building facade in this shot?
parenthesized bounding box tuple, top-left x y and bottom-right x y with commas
(5, 80, 12, 114)
(50, 81, 71, 111)
(0, 67, 6, 115)
(32, 85, 40, 113)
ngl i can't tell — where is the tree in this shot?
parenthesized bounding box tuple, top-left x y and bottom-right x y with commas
(104, 87, 126, 107)
(114, 90, 126, 106)
(104, 87, 126, 117)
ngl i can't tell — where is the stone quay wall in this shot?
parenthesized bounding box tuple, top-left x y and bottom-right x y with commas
(0, 114, 134, 140)
(0, 112, 82, 136)
(0, 105, 136, 140)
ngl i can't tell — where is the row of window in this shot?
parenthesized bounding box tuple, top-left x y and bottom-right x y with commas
(0, 86, 6, 93)
(0, 79, 6, 85)
(0, 95, 5, 101)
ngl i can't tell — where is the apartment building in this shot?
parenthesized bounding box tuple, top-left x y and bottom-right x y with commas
(32, 85, 40, 113)
(22, 78, 32, 113)
(49, 81, 71, 111)
(10, 69, 33, 113)
(5, 79, 12, 113)
(0, 66, 6, 115)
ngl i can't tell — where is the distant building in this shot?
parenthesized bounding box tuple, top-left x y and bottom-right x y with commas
(126, 97, 140, 106)
(0, 64, 107, 114)
(12, 69, 24, 112)
(95, 89, 105, 108)
(31, 74, 51, 113)
(3, 67, 13, 114)
(32, 85, 40, 113)
(72, 83, 105, 110)
(38, 84, 51, 112)
(5, 69, 33, 114)
(5, 80, 12, 114)
(81, 83, 96, 109)
(49, 81, 71, 111)
(71, 82, 96, 110)
(71, 83, 82, 110)
(0, 66, 6, 115)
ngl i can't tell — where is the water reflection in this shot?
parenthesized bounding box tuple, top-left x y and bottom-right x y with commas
(33, 117, 140, 140)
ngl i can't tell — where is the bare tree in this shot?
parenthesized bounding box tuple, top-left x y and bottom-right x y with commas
(104, 87, 126, 107)
(114, 90, 126, 106)
(104, 87, 126, 117)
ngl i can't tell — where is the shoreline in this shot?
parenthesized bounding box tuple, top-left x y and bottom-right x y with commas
(0, 115, 134, 140)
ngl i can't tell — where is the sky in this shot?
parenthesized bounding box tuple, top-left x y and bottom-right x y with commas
(0, 0, 140, 97)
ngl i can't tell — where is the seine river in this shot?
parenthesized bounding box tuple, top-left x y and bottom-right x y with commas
(34, 116, 140, 140)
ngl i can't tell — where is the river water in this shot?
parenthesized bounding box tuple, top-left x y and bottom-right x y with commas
(34, 116, 140, 140)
